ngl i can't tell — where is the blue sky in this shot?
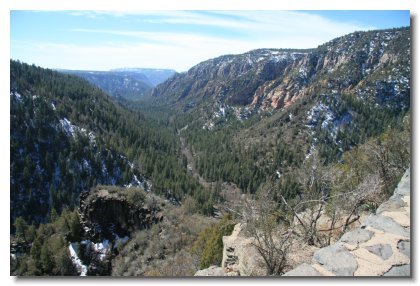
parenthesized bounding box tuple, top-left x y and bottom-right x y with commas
(10, 10, 410, 72)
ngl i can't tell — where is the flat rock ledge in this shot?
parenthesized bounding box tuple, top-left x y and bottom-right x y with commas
(284, 167, 411, 277)
(195, 266, 226, 276)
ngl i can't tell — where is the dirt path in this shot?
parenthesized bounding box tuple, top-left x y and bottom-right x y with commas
(178, 128, 212, 189)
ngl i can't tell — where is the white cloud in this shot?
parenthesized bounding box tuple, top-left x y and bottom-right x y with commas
(12, 38, 261, 72)
(12, 11, 377, 71)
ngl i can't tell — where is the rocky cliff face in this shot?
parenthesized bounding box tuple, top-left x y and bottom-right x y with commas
(153, 27, 409, 120)
(79, 188, 163, 240)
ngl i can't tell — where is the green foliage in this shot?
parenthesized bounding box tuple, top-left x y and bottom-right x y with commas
(126, 187, 146, 207)
(191, 215, 235, 269)
(12, 210, 81, 276)
(336, 119, 410, 196)
(183, 123, 302, 194)
(14, 217, 28, 242)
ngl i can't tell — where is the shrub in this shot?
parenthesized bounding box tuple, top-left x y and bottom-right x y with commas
(191, 214, 235, 269)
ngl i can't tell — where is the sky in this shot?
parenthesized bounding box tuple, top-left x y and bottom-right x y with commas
(10, 10, 410, 73)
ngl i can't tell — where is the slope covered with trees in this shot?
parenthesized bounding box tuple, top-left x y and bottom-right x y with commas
(10, 60, 215, 227)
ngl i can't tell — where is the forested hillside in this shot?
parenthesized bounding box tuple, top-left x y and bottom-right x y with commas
(10, 60, 215, 226)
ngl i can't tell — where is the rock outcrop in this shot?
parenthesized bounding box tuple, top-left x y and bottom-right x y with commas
(220, 223, 266, 276)
(79, 188, 163, 240)
(194, 223, 266, 277)
(284, 167, 411, 276)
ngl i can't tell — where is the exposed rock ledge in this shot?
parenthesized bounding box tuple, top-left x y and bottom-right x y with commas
(196, 167, 410, 277)
(194, 223, 266, 276)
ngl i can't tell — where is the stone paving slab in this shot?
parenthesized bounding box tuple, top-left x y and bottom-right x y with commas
(362, 215, 409, 238)
(339, 228, 374, 245)
(313, 244, 358, 276)
(384, 265, 410, 276)
(380, 210, 410, 227)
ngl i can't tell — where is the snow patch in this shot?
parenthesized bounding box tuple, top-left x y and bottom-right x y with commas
(213, 105, 226, 118)
(92, 240, 110, 260)
(69, 243, 88, 276)
(59, 117, 96, 145)
(60, 118, 77, 137)
(299, 66, 308, 77)
(305, 145, 317, 159)
(202, 120, 215, 130)
(133, 174, 141, 186)
(12, 92, 22, 101)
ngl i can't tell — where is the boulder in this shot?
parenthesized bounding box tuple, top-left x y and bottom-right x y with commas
(383, 265, 410, 276)
(339, 228, 374, 245)
(376, 194, 406, 214)
(283, 263, 322, 276)
(365, 244, 393, 260)
(362, 215, 409, 238)
(395, 168, 410, 196)
(313, 244, 358, 276)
